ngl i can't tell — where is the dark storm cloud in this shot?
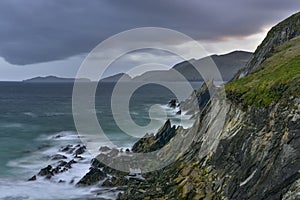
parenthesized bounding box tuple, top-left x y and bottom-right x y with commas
(0, 0, 299, 65)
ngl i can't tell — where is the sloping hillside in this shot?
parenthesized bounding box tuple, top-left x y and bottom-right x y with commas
(227, 35, 300, 106)
(133, 51, 252, 82)
(237, 12, 300, 78)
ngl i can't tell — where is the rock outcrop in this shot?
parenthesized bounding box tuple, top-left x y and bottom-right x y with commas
(116, 12, 300, 200)
(76, 12, 300, 200)
(132, 119, 176, 153)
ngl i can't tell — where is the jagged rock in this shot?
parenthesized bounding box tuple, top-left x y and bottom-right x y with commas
(99, 146, 111, 152)
(176, 110, 181, 115)
(38, 165, 53, 177)
(168, 99, 177, 108)
(102, 176, 129, 187)
(74, 145, 86, 155)
(77, 167, 106, 186)
(179, 81, 211, 116)
(60, 144, 72, 152)
(283, 178, 300, 200)
(28, 175, 36, 181)
(132, 119, 176, 153)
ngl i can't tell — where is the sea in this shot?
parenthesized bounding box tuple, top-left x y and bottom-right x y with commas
(0, 81, 201, 200)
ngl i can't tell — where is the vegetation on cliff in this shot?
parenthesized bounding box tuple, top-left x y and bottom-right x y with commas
(226, 36, 300, 107)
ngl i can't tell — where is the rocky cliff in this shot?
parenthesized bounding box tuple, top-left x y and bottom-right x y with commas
(57, 13, 300, 200)
(115, 12, 300, 199)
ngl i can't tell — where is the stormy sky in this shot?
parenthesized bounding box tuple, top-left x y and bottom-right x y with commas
(0, 0, 299, 81)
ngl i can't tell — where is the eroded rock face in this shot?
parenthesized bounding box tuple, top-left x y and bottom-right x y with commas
(117, 95, 299, 200)
(211, 99, 300, 200)
(132, 119, 176, 153)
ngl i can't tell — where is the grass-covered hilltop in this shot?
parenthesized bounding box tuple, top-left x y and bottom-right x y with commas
(30, 12, 300, 200)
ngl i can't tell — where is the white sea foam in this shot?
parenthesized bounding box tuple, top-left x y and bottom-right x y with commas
(44, 112, 71, 117)
(0, 122, 24, 128)
(23, 112, 37, 117)
(159, 104, 194, 129)
(2, 129, 121, 200)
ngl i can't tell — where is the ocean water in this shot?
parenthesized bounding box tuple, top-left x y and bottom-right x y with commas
(0, 81, 201, 200)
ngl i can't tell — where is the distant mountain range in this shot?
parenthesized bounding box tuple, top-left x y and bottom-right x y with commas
(23, 51, 252, 83)
(23, 76, 91, 83)
(99, 73, 131, 82)
(132, 51, 252, 82)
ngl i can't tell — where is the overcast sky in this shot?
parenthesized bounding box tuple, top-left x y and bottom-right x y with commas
(0, 0, 299, 81)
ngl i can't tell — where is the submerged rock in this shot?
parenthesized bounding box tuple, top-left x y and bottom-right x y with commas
(28, 175, 36, 181)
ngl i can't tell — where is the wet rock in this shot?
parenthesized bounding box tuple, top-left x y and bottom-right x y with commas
(99, 146, 111, 152)
(58, 179, 66, 183)
(102, 174, 130, 187)
(74, 145, 86, 155)
(168, 99, 177, 108)
(77, 167, 106, 186)
(53, 134, 62, 139)
(50, 154, 67, 160)
(176, 110, 181, 115)
(38, 165, 53, 177)
(60, 144, 73, 153)
(132, 119, 176, 153)
(91, 158, 106, 168)
(28, 175, 36, 181)
(108, 148, 119, 157)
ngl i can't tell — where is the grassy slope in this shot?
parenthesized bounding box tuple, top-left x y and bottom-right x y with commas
(226, 36, 300, 107)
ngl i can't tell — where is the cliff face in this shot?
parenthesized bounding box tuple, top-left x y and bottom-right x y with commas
(117, 13, 300, 199)
(118, 90, 299, 200)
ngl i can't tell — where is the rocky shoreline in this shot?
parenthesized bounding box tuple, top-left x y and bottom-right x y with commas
(29, 81, 299, 200)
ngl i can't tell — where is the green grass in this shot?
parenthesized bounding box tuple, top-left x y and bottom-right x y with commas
(226, 36, 300, 107)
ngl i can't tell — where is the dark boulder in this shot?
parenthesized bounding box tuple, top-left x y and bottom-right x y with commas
(28, 175, 36, 181)
(38, 165, 53, 177)
(132, 119, 176, 153)
(168, 99, 177, 108)
(77, 167, 106, 186)
(74, 145, 86, 155)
